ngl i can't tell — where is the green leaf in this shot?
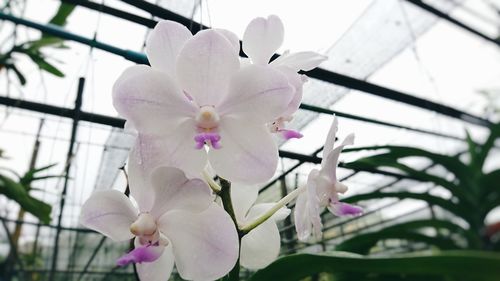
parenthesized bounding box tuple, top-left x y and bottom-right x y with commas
(47, 3, 75, 27)
(23, 51, 65, 77)
(342, 192, 472, 224)
(24, 37, 66, 51)
(0, 174, 51, 223)
(335, 219, 481, 254)
(249, 251, 500, 281)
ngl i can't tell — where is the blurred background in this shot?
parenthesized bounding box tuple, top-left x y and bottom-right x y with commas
(0, 0, 500, 280)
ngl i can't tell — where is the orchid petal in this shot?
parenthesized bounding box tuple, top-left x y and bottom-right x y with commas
(271, 51, 327, 72)
(80, 190, 137, 242)
(243, 15, 284, 65)
(116, 243, 164, 266)
(146, 20, 192, 78)
(322, 116, 338, 166)
(240, 220, 281, 270)
(151, 119, 207, 178)
(306, 170, 323, 240)
(149, 166, 213, 218)
(158, 204, 239, 280)
(321, 133, 355, 183)
(328, 202, 363, 217)
(112, 65, 197, 135)
(294, 191, 312, 241)
(209, 116, 278, 184)
(176, 29, 240, 106)
(230, 185, 258, 222)
(275, 66, 304, 117)
(136, 243, 175, 281)
(280, 129, 303, 140)
(218, 65, 294, 123)
(214, 28, 241, 55)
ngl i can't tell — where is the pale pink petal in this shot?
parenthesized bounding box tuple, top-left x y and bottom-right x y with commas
(80, 190, 137, 241)
(208, 116, 278, 184)
(328, 202, 363, 217)
(242, 15, 284, 65)
(271, 51, 327, 72)
(275, 66, 305, 117)
(230, 185, 258, 222)
(112, 65, 197, 135)
(149, 166, 213, 218)
(240, 220, 280, 270)
(294, 191, 312, 241)
(133, 121, 207, 180)
(146, 20, 192, 78)
(321, 116, 338, 166)
(214, 28, 241, 54)
(176, 30, 240, 106)
(306, 172, 323, 241)
(218, 65, 294, 123)
(158, 204, 239, 281)
(116, 243, 164, 266)
(321, 133, 355, 183)
(136, 243, 175, 281)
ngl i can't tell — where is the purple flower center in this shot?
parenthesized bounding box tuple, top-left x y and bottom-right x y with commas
(194, 132, 221, 149)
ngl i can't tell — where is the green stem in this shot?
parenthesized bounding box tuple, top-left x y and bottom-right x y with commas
(219, 178, 241, 281)
(240, 186, 305, 234)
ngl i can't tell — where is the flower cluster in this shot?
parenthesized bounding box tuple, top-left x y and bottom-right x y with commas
(80, 15, 360, 281)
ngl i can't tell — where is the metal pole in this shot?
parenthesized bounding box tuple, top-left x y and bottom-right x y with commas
(48, 77, 85, 281)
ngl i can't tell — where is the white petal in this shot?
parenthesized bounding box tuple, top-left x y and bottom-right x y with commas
(146, 20, 192, 78)
(321, 133, 355, 183)
(158, 204, 239, 281)
(294, 191, 312, 241)
(112, 65, 197, 135)
(214, 28, 241, 54)
(132, 121, 207, 181)
(247, 203, 290, 222)
(128, 134, 165, 212)
(136, 243, 175, 281)
(240, 220, 281, 269)
(218, 65, 294, 123)
(80, 190, 137, 241)
(271, 51, 327, 72)
(321, 116, 338, 166)
(149, 166, 213, 218)
(176, 29, 240, 106)
(230, 184, 258, 222)
(275, 66, 304, 117)
(209, 116, 278, 184)
(242, 15, 284, 65)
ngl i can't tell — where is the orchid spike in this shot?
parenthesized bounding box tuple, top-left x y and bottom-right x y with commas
(242, 15, 327, 139)
(113, 20, 295, 184)
(294, 116, 363, 242)
(231, 185, 290, 270)
(80, 166, 239, 281)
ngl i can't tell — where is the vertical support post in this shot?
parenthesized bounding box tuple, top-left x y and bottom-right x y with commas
(49, 77, 85, 281)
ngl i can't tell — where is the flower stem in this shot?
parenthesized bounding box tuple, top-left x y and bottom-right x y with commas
(219, 178, 242, 281)
(240, 186, 305, 235)
(203, 169, 222, 193)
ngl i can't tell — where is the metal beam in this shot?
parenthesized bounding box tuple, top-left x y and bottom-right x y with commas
(405, 0, 500, 47)
(49, 77, 85, 281)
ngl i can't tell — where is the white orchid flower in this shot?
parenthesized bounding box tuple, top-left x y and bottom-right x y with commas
(242, 15, 328, 140)
(294, 116, 363, 241)
(231, 185, 290, 270)
(80, 163, 239, 281)
(112, 20, 295, 184)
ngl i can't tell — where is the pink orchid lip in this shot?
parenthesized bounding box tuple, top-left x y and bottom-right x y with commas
(329, 202, 363, 217)
(116, 242, 162, 267)
(279, 129, 303, 140)
(194, 132, 222, 149)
